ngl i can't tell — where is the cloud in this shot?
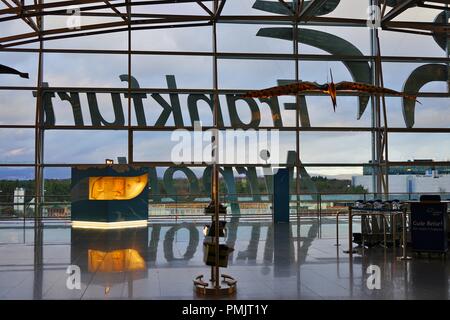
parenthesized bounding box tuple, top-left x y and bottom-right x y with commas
(6, 147, 28, 157)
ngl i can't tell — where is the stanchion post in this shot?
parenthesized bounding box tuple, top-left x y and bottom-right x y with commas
(348, 207, 353, 257)
(398, 207, 412, 261)
(392, 212, 396, 249)
(335, 211, 340, 246)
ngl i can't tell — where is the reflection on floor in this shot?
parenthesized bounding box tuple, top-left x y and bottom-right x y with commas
(0, 218, 448, 299)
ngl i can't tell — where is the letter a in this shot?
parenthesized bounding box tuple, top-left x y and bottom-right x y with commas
(66, 265, 81, 290)
(366, 265, 381, 290)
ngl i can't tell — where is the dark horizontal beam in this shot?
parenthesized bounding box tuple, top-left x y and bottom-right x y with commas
(1, 13, 446, 49)
(2, 125, 450, 134)
(0, 0, 213, 15)
(1, 47, 449, 64)
(43, 126, 378, 131)
(2, 161, 450, 168)
(382, 161, 450, 167)
(0, 86, 448, 98)
(0, 16, 213, 44)
(12, 163, 387, 167)
(0, 20, 213, 48)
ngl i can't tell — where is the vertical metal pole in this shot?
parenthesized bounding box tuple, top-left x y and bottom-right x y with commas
(369, 0, 376, 195)
(402, 208, 407, 258)
(294, 1, 303, 293)
(335, 211, 339, 246)
(34, 0, 44, 227)
(294, 0, 302, 297)
(127, 0, 133, 164)
(295, 0, 303, 287)
(397, 207, 411, 260)
(212, 0, 220, 290)
(446, 6, 449, 94)
(370, 0, 381, 197)
(294, 1, 301, 220)
(373, 0, 389, 197)
(318, 194, 322, 231)
(393, 212, 397, 249)
(348, 207, 353, 258)
(375, 30, 389, 198)
(33, 0, 44, 300)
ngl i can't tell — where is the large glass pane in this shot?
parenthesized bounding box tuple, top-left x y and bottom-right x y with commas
(43, 167, 71, 220)
(49, 91, 129, 127)
(389, 133, 450, 162)
(0, 90, 36, 125)
(132, 26, 212, 52)
(218, 23, 292, 54)
(0, 129, 34, 164)
(218, 59, 294, 90)
(0, 52, 37, 86)
(44, 53, 127, 88)
(300, 132, 372, 164)
(131, 55, 212, 89)
(380, 8, 448, 57)
(0, 167, 35, 221)
(44, 130, 128, 164)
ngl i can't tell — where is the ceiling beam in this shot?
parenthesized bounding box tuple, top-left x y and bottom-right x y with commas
(10, 0, 39, 31)
(216, 0, 226, 18)
(298, 0, 328, 22)
(0, 0, 108, 15)
(1, 0, 38, 32)
(103, 0, 127, 22)
(0, 0, 215, 15)
(381, 0, 420, 23)
(196, 1, 213, 16)
(0, 21, 213, 48)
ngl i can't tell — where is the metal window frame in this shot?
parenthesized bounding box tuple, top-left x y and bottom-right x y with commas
(0, 0, 448, 216)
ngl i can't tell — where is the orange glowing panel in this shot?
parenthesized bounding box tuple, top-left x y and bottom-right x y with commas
(89, 174, 148, 200)
(88, 249, 146, 273)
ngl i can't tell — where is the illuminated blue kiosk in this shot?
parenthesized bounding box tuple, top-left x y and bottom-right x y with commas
(71, 165, 148, 229)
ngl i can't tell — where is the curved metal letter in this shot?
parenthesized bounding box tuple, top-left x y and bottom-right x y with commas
(402, 64, 448, 128)
(432, 10, 449, 52)
(257, 27, 372, 119)
(252, 0, 340, 16)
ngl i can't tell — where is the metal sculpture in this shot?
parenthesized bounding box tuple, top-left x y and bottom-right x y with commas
(0, 64, 28, 78)
(243, 71, 421, 112)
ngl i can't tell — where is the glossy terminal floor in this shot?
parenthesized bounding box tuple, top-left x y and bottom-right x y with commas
(0, 217, 448, 300)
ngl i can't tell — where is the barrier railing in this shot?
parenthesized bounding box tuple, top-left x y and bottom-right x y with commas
(0, 192, 449, 221)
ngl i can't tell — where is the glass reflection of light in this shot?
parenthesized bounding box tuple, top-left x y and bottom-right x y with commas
(72, 220, 148, 230)
(71, 227, 149, 298)
(89, 174, 148, 200)
(88, 249, 146, 273)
